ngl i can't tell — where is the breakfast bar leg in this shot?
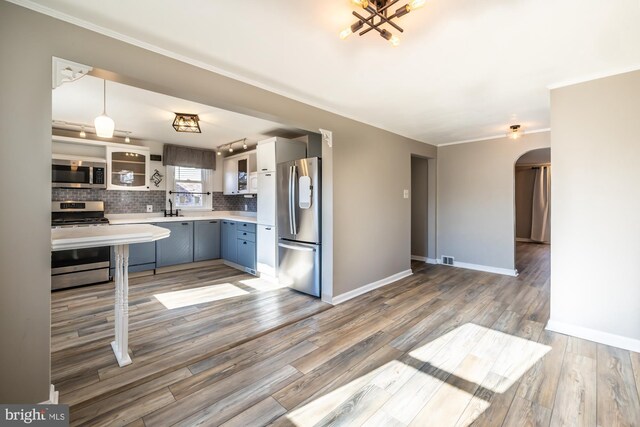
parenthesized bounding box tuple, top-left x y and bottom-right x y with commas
(111, 244, 132, 367)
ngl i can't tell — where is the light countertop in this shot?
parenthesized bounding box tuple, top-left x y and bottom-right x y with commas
(106, 211, 257, 225)
(52, 224, 170, 251)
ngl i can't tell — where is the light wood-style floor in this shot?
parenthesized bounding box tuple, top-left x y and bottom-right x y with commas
(51, 244, 640, 426)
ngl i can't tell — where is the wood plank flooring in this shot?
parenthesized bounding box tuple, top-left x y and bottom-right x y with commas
(51, 244, 640, 426)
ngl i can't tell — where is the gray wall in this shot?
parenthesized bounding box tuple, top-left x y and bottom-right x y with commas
(550, 70, 640, 347)
(411, 157, 429, 258)
(0, 1, 435, 402)
(437, 132, 550, 271)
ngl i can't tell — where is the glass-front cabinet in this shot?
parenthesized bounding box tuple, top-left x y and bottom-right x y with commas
(107, 146, 150, 191)
(222, 151, 257, 195)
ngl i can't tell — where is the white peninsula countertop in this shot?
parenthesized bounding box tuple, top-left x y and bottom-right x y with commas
(106, 211, 257, 225)
(51, 224, 171, 251)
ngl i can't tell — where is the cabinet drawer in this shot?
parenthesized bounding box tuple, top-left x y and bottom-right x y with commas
(237, 230, 256, 242)
(237, 222, 256, 232)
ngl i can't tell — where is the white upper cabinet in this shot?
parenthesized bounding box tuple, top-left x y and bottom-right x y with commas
(223, 158, 238, 195)
(257, 139, 276, 172)
(107, 146, 150, 191)
(222, 150, 257, 195)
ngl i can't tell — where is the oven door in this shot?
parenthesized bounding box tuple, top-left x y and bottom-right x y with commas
(52, 160, 93, 188)
(51, 246, 110, 290)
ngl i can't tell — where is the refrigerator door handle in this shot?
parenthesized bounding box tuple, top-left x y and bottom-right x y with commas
(288, 166, 294, 235)
(278, 242, 316, 252)
(291, 165, 298, 236)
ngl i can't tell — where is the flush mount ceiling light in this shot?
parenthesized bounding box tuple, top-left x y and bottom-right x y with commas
(508, 124, 524, 140)
(94, 80, 115, 138)
(172, 113, 201, 133)
(340, 0, 426, 46)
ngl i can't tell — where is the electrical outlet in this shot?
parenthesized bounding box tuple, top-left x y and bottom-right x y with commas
(403, 189, 409, 199)
(146, 205, 153, 213)
(244, 204, 248, 211)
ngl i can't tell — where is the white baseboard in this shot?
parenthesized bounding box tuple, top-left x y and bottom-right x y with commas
(516, 237, 533, 242)
(411, 255, 428, 262)
(39, 385, 58, 404)
(330, 269, 413, 305)
(546, 319, 640, 353)
(433, 258, 518, 276)
(426, 258, 438, 265)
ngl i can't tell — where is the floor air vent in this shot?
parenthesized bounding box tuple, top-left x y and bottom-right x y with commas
(442, 256, 455, 266)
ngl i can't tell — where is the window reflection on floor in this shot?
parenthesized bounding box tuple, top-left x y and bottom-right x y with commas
(285, 323, 551, 426)
(154, 283, 249, 309)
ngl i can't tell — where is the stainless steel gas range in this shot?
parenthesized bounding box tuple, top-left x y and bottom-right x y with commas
(51, 201, 111, 290)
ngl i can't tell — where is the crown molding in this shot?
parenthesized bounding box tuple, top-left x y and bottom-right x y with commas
(437, 128, 551, 147)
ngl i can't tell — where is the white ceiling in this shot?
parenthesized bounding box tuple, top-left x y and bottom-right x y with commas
(25, 0, 640, 145)
(52, 75, 299, 148)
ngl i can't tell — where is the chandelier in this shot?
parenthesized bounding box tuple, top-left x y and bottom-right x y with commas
(340, 0, 427, 46)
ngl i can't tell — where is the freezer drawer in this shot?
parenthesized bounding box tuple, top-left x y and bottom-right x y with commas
(278, 240, 320, 297)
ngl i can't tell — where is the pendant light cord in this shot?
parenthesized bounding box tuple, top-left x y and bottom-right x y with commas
(103, 80, 107, 114)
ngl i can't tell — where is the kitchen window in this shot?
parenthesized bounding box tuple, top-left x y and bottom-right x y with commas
(169, 166, 212, 209)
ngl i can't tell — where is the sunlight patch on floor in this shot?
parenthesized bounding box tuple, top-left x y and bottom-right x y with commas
(240, 277, 288, 292)
(285, 323, 551, 427)
(154, 283, 249, 309)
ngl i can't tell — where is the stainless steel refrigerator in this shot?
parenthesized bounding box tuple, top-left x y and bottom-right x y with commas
(277, 157, 321, 297)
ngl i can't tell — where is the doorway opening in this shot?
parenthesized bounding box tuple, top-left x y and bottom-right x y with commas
(514, 148, 551, 278)
(411, 156, 430, 272)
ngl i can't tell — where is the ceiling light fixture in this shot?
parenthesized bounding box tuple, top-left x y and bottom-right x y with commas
(124, 132, 131, 143)
(340, 0, 427, 46)
(172, 113, 201, 133)
(508, 124, 524, 140)
(79, 126, 86, 138)
(217, 138, 249, 156)
(94, 80, 115, 138)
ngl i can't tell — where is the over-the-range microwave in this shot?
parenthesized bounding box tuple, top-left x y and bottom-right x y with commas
(52, 155, 106, 189)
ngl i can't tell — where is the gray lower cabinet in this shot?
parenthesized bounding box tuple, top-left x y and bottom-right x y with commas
(110, 241, 156, 275)
(221, 220, 238, 264)
(194, 220, 221, 261)
(155, 221, 194, 267)
(237, 238, 256, 271)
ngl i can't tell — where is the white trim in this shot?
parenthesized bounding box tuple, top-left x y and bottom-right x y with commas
(547, 65, 640, 90)
(433, 258, 518, 276)
(330, 269, 413, 305)
(516, 237, 534, 243)
(39, 385, 58, 404)
(546, 319, 640, 353)
(411, 255, 428, 262)
(6, 0, 434, 147)
(438, 128, 551, 147)
(426, 258, 438, 265)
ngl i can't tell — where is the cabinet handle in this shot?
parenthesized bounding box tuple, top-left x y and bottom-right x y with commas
(265, 227, 272, 230)
(182, 222, 189, 225)
(243, 232, 247, 235)
(265, 173, 271, 176)
(261, 168, 268, 171)
(210, 221, 218, 223)
(243, 241, 247, 245)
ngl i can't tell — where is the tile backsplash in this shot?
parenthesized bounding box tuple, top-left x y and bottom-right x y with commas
(52, 188, 257, 214)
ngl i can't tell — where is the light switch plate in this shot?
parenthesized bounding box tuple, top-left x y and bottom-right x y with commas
(146, 205, 153, 213)
(403, 189, 409, 199)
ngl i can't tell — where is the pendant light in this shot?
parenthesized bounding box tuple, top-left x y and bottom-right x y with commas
(94, 80, 115, 138)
